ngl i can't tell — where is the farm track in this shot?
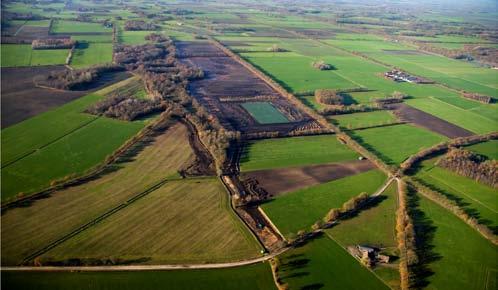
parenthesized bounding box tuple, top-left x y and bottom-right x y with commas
(4, 247, 290, 272)
(1, 117, 100, 169)
(19, 176, 177, 266)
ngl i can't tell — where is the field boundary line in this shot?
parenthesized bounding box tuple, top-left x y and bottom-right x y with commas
(422, 171, 497, 214)
(19, 177, 171, 265)
(1, 117, 99, 169)
(324, 231, 395, 290)
(4, 250, 290, 272)
(258, 207, 287, 241)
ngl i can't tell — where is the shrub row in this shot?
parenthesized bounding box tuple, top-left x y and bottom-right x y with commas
(400, 132, 498, 174)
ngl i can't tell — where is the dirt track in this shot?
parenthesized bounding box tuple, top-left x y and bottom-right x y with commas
(1, 66, 129, 128)
(242, 159, 376, 196)
(390, 103, 474, 138)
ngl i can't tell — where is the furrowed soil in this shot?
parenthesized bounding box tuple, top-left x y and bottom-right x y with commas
(177, 41, 319, 135)
(1, 123, 195, 265)
(390, 103, 474, 138)
(243, 159, 375, 196)
(1, 66, 129, 128)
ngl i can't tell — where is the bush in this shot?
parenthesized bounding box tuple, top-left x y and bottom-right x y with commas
(311, 60, 333, 70)
(124, 20, 158, 31)
(315, 89, 343, 105)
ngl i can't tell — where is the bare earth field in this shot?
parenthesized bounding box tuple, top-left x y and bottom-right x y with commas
(1, 66, 129, 128)
(390, 103, 474, 138)
(178, 41, 320, 135)
(242, 159, 375, 196)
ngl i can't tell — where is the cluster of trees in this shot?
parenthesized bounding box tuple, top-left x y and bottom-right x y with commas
(319, 103, 382, 116)
(32, 38, 75, 49)
(410, 178, 497, 245)
(315, 89, 344, 105)
(396, 181, 418, 290)
(437, 148, 497, 188)
(462, 93, 493, 104)
(267, 44, 287, 52)
(400, 133, 498, 174)
(34, 64, 124, 90)
(114, 43, 170, 70)
(374, 91, 408, 105)
(311, 60, 333, 70)
(124, 20, 158, 31)
(85, 95, 165, 121)
(323, 192, 370, 224)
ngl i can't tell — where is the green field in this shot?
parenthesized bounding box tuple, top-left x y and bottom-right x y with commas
(241, 51, 358, 93)
(71, 43, 113, 68)
(406, 97, 497, 134)
(326, 182, 400, 289)
(331, 110, 399, 129)
(240, 134, 359, 172)
(51, 20, 112, 33)
(351, 124, 448, 165)
(1, 44, 68, 67)
(262, 169, 386, 236)
(2, 263, 276, 290)
(465, 140, 498, 160)
(119, 30, 156, 44)
(415, 160, 498, 233)
(241, 102, 290, 124)
(71, 34, 113, 43)
(278, 235, 390, 290)
(1, 123, 196, 265)
(327, 38, 498, 97)
(414, 195, 498, 290)
(1, 78, 145, 201)
(40, 178, 262, 264)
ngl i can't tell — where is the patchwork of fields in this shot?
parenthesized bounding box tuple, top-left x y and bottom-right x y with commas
(1, 1, 497, 289)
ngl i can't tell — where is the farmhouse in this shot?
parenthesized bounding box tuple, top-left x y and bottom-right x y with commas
(384, 69, 433, 84)
(348, 245, 390, 266)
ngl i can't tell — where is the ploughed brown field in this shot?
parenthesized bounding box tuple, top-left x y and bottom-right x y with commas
(178, 41, 319, 135)
(1, 66, 129, 128)
(242, 159, 375, 196)
(390, 103, 474, 138)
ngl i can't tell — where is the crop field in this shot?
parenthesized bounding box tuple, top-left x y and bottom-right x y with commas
(2, 1, 497, 289)
(406, 97, 498, 134)
(240, 134, 359, 172)
(1, 44, 68, 67)
(415, 159, 498, 233)
(1, 77, 145, 200)
(51, 20, 112, 33)
(261, 169, 386, 237)
(465, 140, 498, 160)
(414, 195, 497, 290)
(70, 43, 113, 68)
(350, 124, 448, 165)
(330, 110, 399, 129)
(40, 178, 262, 264)
(1, 123, 196, 265)
(2, 263, 276, 290)
(243, 159, 375, 195)
(326, 38, 498, 97)
(241, 102, 290, 124)
(241, 51, 358, 93)
(278, 235, 390, 290)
